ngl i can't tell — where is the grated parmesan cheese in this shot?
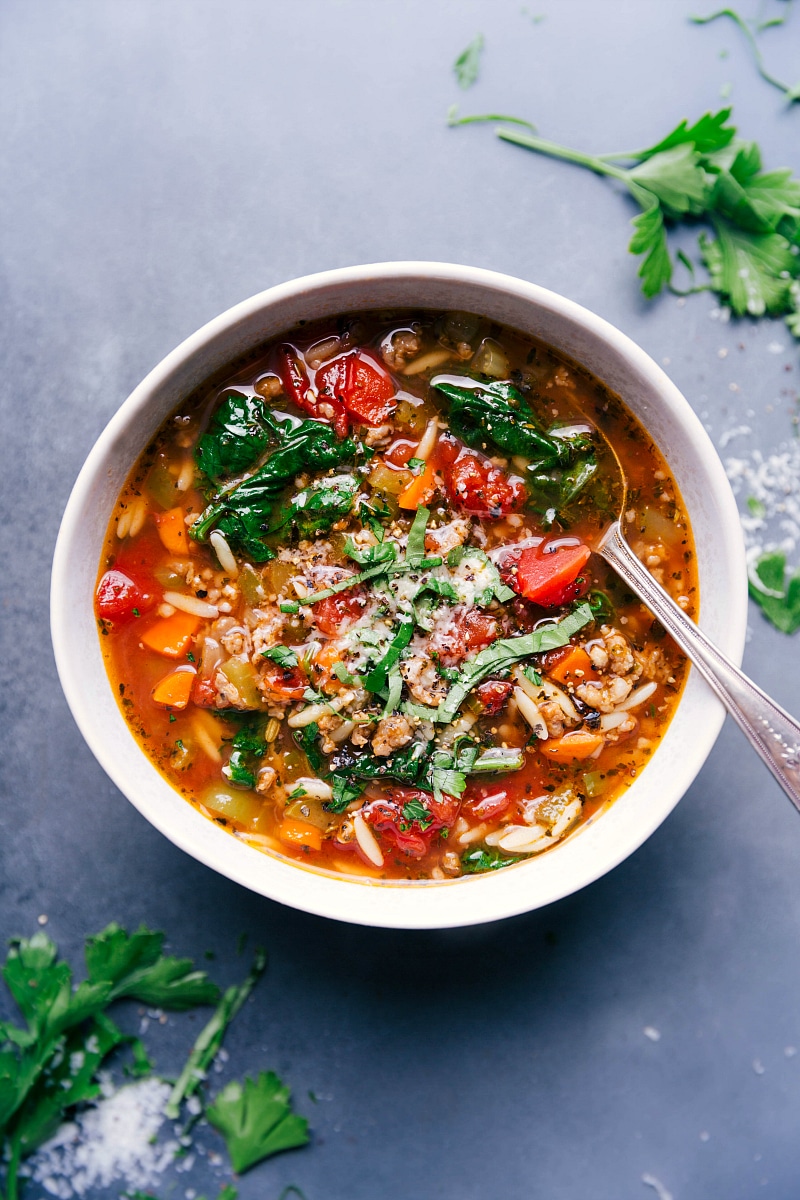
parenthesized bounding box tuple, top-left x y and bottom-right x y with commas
(724, 437, 800, 572)
(25, 1079, 180, 1197)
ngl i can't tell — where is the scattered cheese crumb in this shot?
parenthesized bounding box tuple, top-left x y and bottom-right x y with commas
(643, 1026, 661, 1042)
(26, 1079, 179, 1196)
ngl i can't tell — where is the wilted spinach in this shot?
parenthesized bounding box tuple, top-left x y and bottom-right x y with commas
(222, 722, 269, 789)
(191, 420, 360, 560)
(431, 376, 581, 465)
(269, 475, 360, 539)
(195, 392, 285, 482)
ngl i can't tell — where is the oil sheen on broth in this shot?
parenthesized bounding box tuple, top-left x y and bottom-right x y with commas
(96, 310, 697, 882)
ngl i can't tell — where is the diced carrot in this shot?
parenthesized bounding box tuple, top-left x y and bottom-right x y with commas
(398, 459, 437, 509)
(154, 507, 190, 555)
(151, 666, 197, 708)
(278, 818, 323, 852)
(548, 646, 600, 687)
(311, 642, 344, 693)
(140, 610, 201, 657)
(539, 730, 605, 761)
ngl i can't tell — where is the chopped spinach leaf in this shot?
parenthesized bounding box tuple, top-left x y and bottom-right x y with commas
(432, 377, 576, 465)
(461, 846, 516, 873)
(293, 722, 325, 774)
(405, 506, 431, 565)
(268, 475, 360, 539)
(437, 603, 593, 722)
(191, 420, 360, 561)
(195, 392, 285, 483)
(364, 616, 415, 693)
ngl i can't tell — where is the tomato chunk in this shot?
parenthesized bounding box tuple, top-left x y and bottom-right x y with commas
(505, 542, 592, 608)
(261, 661, 307, 702)
(438, 609, 499, 665)
(311, 588, 365, 635)
(475, 679, 513, 714)
(362, 787, 459, 858)
(278, 344, 348, 437)
(316, 351, 397, 427)
(344, 352, 397, 425)
(440, 439, 526, 517)
(95, 569, 152, 621)
(462, 783, 512, 822)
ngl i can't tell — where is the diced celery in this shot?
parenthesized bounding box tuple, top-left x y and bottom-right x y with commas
(147, 460, 179, 510)
(582, 771, 608, 798)
(284, 798, 329, 829)
(201, 783, 263, 826)
(472, 747, 525, 773)
(218, 659, 265, 709)
(368, 462, 411, 496)
(471, 338, 509, 379)
(239, 563, 265, 606)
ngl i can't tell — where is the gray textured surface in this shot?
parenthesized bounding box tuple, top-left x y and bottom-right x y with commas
(2, 2, 800, 1197)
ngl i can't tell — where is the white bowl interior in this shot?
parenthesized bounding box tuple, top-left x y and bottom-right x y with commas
(51, 263, 747, 928)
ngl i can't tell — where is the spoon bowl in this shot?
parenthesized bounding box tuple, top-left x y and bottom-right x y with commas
(584, 418, 800, 809)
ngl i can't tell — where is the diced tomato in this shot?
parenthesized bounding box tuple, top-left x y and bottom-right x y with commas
(440, 438, 526, 517)
(509, 542, 592, 607)
(461, 610, 498, 653)
(278, 344, 348, 437)
(311, 588, 365, 635)
(316, 351, 397, 427)
(95, 569, 153, 621)
(439, 609, 499, 665)
(191, 675, 219, 708)
(383, 438, 417, 468)
(345, 352, 397, 425)
(260, 662, 307, 702)
(462, 783, 512, 822)
(362, 786, 460, 858)
(475, 679, 513, 714)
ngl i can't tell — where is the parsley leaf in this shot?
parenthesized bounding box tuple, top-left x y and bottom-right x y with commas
(0, 925, 220, 1193)
(453, 34, 484, 89)
(461, 847, 516, 873)
(263, 645, 299, 670)
(451, 105, 800, 336)
(691, 9, 800, 103)
(206, 1070, 309, 1173)
(749, 551, 800, 634)
(402, 799, 434, 830)
(699, 219, 799, 317)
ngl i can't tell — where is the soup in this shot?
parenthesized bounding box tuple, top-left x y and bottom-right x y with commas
(95, 310, 696, 881)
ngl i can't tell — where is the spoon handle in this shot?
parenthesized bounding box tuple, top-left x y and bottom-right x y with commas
(600, 521, 800, 810)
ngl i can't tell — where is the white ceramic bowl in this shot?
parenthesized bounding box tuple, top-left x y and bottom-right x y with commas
(51, 262, 747, 928)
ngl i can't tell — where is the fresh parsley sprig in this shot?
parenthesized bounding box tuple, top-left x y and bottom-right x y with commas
(449, 106, 800, 333)
(0, 924, 220, 1200)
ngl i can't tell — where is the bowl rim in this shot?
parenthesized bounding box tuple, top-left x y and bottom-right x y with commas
(51, 261, 748, 928)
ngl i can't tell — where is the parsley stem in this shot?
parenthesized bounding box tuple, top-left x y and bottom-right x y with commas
(165, 949, 266, 1120)
(691, 9, 798, 100)
(496, 129, 630, 181)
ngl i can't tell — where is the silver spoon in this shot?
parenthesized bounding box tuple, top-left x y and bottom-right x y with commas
(593, 442, 800, 809)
